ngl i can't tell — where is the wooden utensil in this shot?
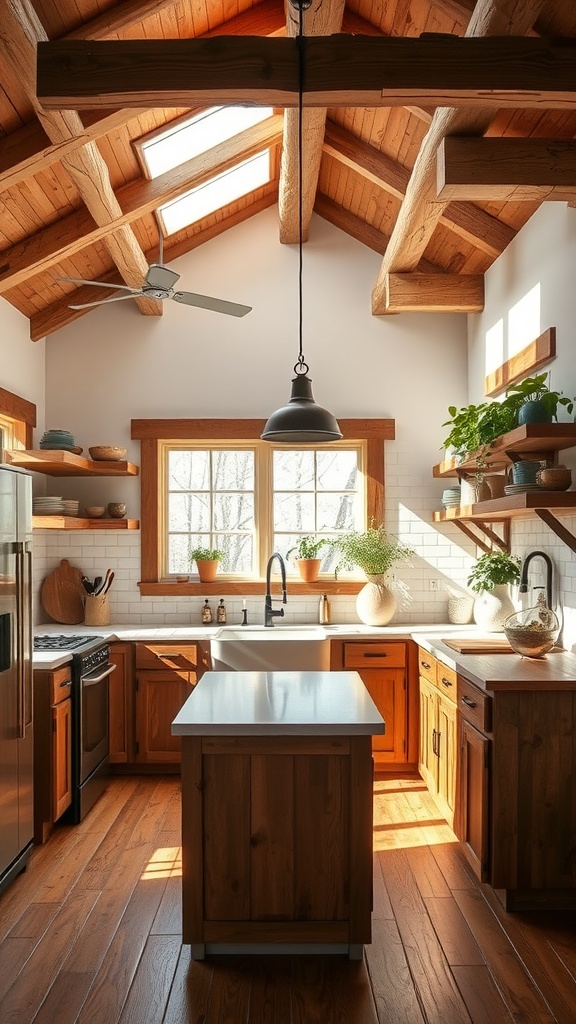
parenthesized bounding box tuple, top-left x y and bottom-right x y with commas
(41, 558, 85, 624)
(101, 570, 115, 595)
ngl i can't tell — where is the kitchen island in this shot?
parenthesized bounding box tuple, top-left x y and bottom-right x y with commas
(172, 670, 384, 959)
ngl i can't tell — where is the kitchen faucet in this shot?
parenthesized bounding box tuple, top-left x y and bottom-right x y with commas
(519, 550, 554, 609)
(264, 553, 287, 626)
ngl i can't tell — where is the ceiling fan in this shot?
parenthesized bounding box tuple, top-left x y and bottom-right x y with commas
(58, 230, 252, 317)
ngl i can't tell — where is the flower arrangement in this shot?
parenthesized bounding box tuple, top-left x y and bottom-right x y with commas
(335, 521, 414, 577)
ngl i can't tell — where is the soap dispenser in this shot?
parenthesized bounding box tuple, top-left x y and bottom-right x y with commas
(201, 599, 213, 624)
(216, 598, 227, 624)
(318, 593, 330, 625)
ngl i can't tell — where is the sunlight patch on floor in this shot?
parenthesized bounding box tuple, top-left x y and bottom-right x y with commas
(141, 846, 182, 880)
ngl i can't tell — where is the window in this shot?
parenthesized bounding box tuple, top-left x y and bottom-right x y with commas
(132, 419, 395, 595)
(0, 387, 35, 453)
(160, 152, 271, 235)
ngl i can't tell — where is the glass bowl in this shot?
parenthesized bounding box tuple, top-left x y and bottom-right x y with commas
(503, 606, 560, 658)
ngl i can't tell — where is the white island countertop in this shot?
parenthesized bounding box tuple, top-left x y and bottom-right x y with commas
(172, 670, 385, 736)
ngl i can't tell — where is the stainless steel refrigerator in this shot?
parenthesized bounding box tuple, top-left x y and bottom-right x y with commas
(0, 464, 33, 894)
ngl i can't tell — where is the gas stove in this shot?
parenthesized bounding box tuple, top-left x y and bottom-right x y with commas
(33, 634, 97, 652)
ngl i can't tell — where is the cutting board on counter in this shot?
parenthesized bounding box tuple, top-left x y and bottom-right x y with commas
(443, 638, 514, 654)
(41, 558, 85, 624)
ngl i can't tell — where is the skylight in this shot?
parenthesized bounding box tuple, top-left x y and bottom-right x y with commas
(160, 151, 271, 235)
(137, 105, 274, 235)
(139, 106, 274, 178)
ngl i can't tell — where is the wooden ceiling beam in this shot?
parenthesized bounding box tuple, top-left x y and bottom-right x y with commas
(0, 0, 160, 317)
(36, 34, 576, 110)
(0, 0, 285, 193)
(371, 0, 548, 316)
(278, 0, 345, 245)
(386, 273, 485, 313)
(322, 121, 515, 259)
(0, 115, 283, 294)
(437, 137, 576, 201)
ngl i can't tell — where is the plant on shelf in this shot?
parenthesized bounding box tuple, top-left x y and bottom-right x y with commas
(441, 400, 517, 465)
(467, 550, 521, 594)
(501, 372, 576, 425)
(335, 521, 415, 578)
(286, 536, 331, 582)
(189, 546, 225, 583)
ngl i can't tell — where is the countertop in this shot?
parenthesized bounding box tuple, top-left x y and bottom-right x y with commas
(171, 670, 385, 736)
(31, 622, 576, 690)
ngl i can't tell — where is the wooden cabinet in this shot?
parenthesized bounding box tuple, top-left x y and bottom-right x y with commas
(417, 647, 458, 827)
(33, 666, 73, 843)
(134, 642, 211, 765)
(457, 713, 490, 881)
(108, 642, 134, 764)
(331, 639, 417, 770)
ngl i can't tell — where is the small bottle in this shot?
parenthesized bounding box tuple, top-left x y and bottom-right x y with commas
(201, 599, 213, 624)
(319, 593, 330, 625)
(216, 598, 227, 624)
(241, 599, 248, 626)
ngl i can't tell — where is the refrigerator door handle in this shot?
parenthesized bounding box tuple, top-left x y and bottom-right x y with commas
(23, 544, 33, 730)
(15, 541, 26, 739)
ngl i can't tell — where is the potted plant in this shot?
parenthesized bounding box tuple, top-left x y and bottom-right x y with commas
(189, 546, 224, 583)
(467, 550, 521, 632)
(501, 372, 576, 425)
(335, 522, 415, 626)
(441, 400, 516, 464)
(286, 536, 331, 582)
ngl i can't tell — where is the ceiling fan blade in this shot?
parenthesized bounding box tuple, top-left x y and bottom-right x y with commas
(172, 290, 252, 317)
(58, 276, 139, 294)
(146, 264, 180, 290)
(69, 293, 143, 310)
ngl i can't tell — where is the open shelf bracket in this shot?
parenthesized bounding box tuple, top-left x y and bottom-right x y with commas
(534, 509, 576, 555)
(451, 519, 510, 554)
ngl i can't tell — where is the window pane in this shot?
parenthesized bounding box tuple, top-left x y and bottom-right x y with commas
(212, 450, 254, 490)
(213, 493, 254, 531)
(273, 450, 315, 490)
(317, 450, 358, 490)
(168, 493, 210, 532)
(214, 534, 253, 574)
(273, 493, 315, 532)
(317, 493, 355, 531)
(169, 450, 210, 490)
(168, 534, 205, 574)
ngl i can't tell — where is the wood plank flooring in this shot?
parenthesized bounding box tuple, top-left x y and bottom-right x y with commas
(0, 773, 575, 1023)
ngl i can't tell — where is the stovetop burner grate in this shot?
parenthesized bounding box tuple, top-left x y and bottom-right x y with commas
(34, 634, 96, 651)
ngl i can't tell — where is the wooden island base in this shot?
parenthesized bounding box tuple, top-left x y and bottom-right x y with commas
(180, 732, 374, 959)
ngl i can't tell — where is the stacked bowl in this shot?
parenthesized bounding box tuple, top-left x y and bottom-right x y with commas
(505, 460, 543, 496)
(39, 429, 76, 451)
(441, 486, 461, 510)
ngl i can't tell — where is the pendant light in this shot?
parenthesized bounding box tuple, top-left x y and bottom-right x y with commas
(261, 0, 342, 443)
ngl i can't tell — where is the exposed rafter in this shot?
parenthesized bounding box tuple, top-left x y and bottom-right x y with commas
(437, 137, 576, 201)
(386, 273, 485, 312)
(371, 0, 548, 315)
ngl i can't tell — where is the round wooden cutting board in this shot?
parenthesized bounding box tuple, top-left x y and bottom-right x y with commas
(41, 558, 86, 624)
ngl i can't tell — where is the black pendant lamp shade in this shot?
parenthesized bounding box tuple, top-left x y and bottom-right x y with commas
(261, 364, 342, 442)
(261, 0, 341, 445)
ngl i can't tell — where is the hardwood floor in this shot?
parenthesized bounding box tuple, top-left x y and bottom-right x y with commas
(1, 773, 575, 1023)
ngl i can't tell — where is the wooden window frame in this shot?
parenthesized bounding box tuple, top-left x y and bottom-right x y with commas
(0, 386, 36, 451)
(131, 418, 395, 597)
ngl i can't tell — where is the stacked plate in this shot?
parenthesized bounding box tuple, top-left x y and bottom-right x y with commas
(441, 487, 461, 509)
(33, 496, 64, 515)
(62, 499, 80, 517)
(39, 429, 76, 450)
(504, 483, 541, 496)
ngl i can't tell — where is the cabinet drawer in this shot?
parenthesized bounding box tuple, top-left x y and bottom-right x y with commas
(343, 642, 406, 669)
(50, 666, 72, 704)
(418, 647, 437, 684)
(458, 675, 492, 733)
(436, 662, 457, 702)
(135, 643, 198, 671)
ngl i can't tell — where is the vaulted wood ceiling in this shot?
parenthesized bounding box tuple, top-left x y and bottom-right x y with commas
(1, 0, 576, 340)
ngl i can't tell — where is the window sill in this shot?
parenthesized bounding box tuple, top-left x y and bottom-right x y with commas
(138, 580, 364, 597)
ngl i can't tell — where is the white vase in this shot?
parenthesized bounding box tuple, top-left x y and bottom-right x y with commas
(355, 574, 397, 626)
(472, 584, 515, 633)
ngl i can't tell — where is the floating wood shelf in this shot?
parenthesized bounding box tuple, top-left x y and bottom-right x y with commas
(433, 423, 576, 478)
(5, 449, 139, 476)
(32, 516, 139, 530)
(434, 492, 576, 523)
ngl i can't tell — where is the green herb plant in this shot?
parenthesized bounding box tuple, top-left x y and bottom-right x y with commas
(286, 536, 331, 561)
(335, 521, 415, 577)
(189, 546, 224, 563)
(466, 551, 521, 594)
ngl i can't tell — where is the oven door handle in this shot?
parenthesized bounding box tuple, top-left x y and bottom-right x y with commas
(82, 663, 116, 686)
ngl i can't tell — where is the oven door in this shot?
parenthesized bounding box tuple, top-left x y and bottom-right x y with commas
(79, 661, 115, 783)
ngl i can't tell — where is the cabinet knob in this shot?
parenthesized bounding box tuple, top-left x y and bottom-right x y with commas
(421, 661, 431, 670)
(461, 695, 477, 708)
(440, 677, 453, 688)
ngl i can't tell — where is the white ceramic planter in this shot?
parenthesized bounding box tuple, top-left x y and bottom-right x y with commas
(355, 574, 397, 626)
(472, 584, 515, 632)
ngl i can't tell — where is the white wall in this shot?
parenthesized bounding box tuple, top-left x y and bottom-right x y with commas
(468, 203, 576, 649)
(3, 209, 472, 625)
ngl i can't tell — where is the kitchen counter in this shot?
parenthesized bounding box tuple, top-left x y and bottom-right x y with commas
(172, 670, 385, 736)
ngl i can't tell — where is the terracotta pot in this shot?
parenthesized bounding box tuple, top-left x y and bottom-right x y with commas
(195, 559, 220, 583)
(297, 558, 321, 583)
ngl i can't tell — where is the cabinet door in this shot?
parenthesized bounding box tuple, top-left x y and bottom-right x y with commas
(135, 670, 195, 763)
(418, 675, 438, 793)
(457, 717, 490, 881)
(436, 692, 457, 828)
(360, 668, 406, 763)
(52, 698, 72, 820)
(108, 642, 134, 763)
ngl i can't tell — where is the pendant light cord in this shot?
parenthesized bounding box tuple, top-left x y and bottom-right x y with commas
(295, 1, 308, 376)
